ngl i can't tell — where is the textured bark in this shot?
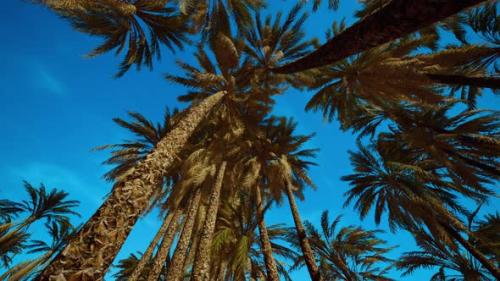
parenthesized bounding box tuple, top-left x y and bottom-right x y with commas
(147, 210, 182, 281)
(128, 212, 174, 281)
(285, 181, 322, 281)
(273, 0, 486, 73)
(37, 91, 226, 281)
(183, 204, 206, 273)
(426, 74, 500, 89)
(166, 189, 202, 281)
(255, 186, 280, 281)
(444, 224, 500, 280)
(191, 161, 227, 281)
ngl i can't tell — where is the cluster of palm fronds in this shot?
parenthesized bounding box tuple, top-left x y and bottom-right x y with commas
(3, 0, 499, 280)
(0, 182, 80, 280)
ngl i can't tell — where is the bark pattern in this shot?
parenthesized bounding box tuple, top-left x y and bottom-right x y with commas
(147, 210, 182, 281)
(191, 161, 227, 281)
(128, 212, 174, 281)
(166, 189, 202, 281)
(255, 186, 280, 281)
(273, 0, 485, 73)
(37, 91, 225, 281)
(285, 181, 322, 281)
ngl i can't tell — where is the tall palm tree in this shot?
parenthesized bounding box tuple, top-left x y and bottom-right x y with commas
(0, 182, 79, 254)
(211, 192, 297, 281)
(289, 210, 394, 281)
(1, 221, 77, 281)
(191, 160, 227, 281)
(273, 0, 487, 73)
(397, 225, 495, 281)
(342, 140, 500, 279)
(237, 117, 321, 281)
(305, 36, 499, 134)
(36, 89, 226, 280)
(36, 0, 190, 77)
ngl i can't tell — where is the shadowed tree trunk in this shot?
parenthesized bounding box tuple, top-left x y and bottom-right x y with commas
(191, 161, 227, 281)
(255, 186, 280, 281)
(273, 0, 486, 73)
(129, 212, 175, 281)
(442, 223, 500, 280)
(284, 180, 322, 281)
(426, 74, 500, 89)
(36, 91, 225, 280)
(183, 204, 206, 273)
(147, 210, 182, 281)
(166, 189, 203, 281)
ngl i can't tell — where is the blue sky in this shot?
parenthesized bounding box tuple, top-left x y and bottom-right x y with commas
(1, 1, 498, 280)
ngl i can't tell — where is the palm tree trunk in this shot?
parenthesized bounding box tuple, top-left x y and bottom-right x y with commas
(183, 204, 206, 273)
(273, 0, 485, 73)
(255, 186, 280, 281)
(284, 180, 322, 281)
(166, 189, 203, 281)
(191, 161, 227, 281)
(147, 210, 182, 281)
(36, 91, 225, 280)
(443, 224, 500, 280)
(128, 211, 175, 281)
(426, 73, 500, 89)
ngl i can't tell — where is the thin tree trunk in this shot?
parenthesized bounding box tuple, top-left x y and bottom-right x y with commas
(129, 211, 174, 281)
(284, 180, 322, 281)
(37, 91, 225, 280)
(183, 204, 206, 274)
(255, 186, 280, 281)
(191, 161, 227, 281)
(426, 73, 500, 89)
(444, 224, 500, 280)
(147, 210, 182, 281)
(273, 0, 485, 73)
(167, 189, 203, 281)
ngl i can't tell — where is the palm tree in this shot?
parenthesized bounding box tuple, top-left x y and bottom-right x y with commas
(273, 0, 487, 73)
(305, 35, 499, 133)
(0, 200, 23, 224)
(237, 117, 321, 281)
(1, 221, 77, 281)
(178, 0, 265, 37)
(0, 182, 79, 253)
(37, 0, 190, 77)
(37, 89, 226, 280)
(342, 140, 500, 279)
(211, 192, 297, 281)
(191, 160, 227, 281)
(289, 210, 394, 281)
(377, 103, 499, 196)
(397, 225, 494, 281)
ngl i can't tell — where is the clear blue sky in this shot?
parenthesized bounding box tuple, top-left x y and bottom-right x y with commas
(1, 1, 498, 280)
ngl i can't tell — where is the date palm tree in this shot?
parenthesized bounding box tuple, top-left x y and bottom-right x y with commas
(37, 89, 226, 279)
(273, 0, 487, 73)
(36, 0, 190, 77)
(342, 140, 500, 279)
(1, 221, 77, 281)
(305, 35, 499, 134)
(289, 210, 394, 281)
(211, 192, 297, 281)
(0, 182, 79, 252)
(397, 225, 495, 281)
(237, 117, 321, 281)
